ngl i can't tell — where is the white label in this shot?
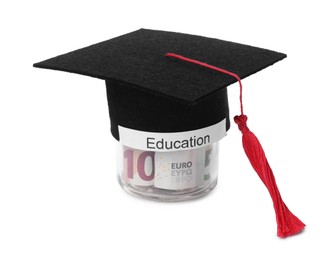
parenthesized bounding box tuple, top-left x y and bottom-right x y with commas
(118, 119, 226, 152)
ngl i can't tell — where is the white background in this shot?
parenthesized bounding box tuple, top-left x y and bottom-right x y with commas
(1, 0, 330, 259)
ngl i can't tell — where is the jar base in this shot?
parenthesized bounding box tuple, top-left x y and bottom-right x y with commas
(118, 178, 218, 202)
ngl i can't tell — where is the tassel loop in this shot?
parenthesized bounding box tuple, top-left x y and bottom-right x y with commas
(234, 115, 249, 133)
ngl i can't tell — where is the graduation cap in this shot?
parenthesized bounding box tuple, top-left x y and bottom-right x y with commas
(34, 28, 305, 237)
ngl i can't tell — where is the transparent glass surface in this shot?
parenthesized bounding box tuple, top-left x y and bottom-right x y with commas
(117, 143, 219, 202)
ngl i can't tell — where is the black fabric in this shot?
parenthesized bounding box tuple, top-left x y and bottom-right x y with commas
(33, 29, 286, 103)
(33, 29, 286, 139)
(106, 79, 230, 140)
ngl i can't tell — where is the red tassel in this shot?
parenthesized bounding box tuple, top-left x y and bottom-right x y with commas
(234, 115, 305, 238)
(165, 52, 305, 237)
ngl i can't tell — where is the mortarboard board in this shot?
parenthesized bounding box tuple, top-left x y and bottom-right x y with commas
(33, 29, 304, 237)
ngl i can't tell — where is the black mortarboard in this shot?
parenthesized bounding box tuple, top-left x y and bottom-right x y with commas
(34, 28, 286, 140)
(34, 29, 305, 238)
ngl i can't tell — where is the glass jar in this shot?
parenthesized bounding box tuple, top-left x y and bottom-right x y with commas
(117, 142, 219, 202)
